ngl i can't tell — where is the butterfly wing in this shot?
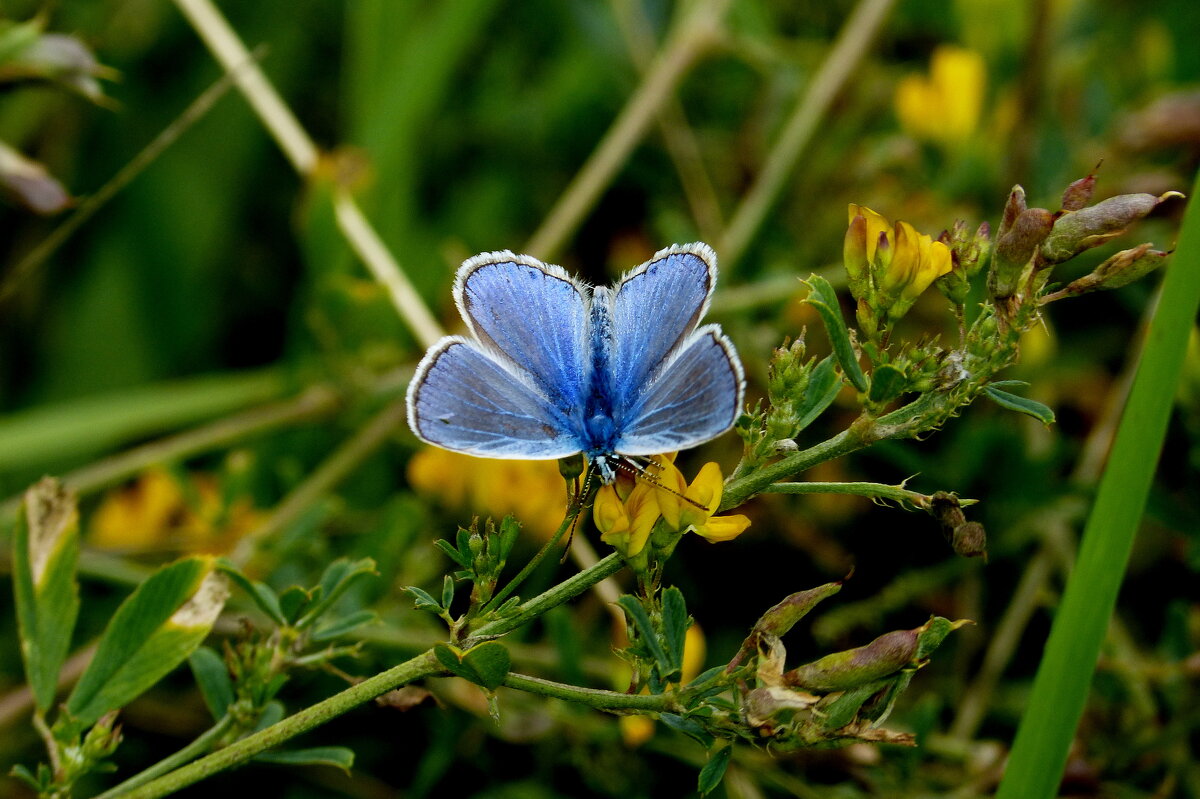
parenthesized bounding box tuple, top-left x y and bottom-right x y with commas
(614, 324, 745, 456)
(407, 336, 583, 458)
(455, 251, 591, 413)
(609, 243, 717, 404)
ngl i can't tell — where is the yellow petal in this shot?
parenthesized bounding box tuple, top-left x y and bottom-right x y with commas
(930, 46, 986, 143)
(692, 514, 752, 543)
(593, 485, 628, 535)
(849, 204, 892, 264)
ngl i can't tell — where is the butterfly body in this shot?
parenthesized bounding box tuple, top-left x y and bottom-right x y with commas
(407, 243, 744, 483)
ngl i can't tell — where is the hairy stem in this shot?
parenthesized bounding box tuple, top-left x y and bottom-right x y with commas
(94, 715, 235, 799)
(763, 481, 976, 508)
(118, 650, 442, 799)
(503, 672, 680, 712)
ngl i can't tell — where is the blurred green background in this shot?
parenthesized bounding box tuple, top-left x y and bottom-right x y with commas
(1, 0, 1198, 797)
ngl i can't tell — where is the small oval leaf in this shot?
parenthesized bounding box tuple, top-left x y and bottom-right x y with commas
(984, 385, 1056, 425)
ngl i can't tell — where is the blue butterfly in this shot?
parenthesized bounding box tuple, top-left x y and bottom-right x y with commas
(406, 243, 745, 483)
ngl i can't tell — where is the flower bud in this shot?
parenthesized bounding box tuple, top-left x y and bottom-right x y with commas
(951, 521, 988, 559)
(988, 207, 1054, 300)
(1061, 172, 1097, 212)
(1040, 191, 1182, 265)
(935, 219, 991, 305)
(82, 711, 123, 761)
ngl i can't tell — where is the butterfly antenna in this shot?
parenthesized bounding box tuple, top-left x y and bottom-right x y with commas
(619, 456, 708, 511)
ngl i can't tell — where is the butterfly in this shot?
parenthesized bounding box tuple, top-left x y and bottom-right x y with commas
(406, 243, 745, 483)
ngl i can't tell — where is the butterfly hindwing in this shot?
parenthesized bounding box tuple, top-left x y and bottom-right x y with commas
(406, 336, 583, 459)
(614, 325, 745, 456)
(455, 251, 591, 414)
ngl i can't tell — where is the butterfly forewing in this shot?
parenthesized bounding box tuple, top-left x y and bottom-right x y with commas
(455, 252, 591, 413)
(406, 337, 583, 459)
(610, 244, 716, 405)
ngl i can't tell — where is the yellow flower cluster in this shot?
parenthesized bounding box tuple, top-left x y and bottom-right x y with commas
(846, 204, 953, 325)
(592, 455, 750, 558)
(407, 447, 566, 539)
(90, 468, 264, 555)
(894, 45, 986, 148)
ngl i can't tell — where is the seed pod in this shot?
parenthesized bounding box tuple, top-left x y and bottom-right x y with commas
(1040, 191, 1182, 264)
(1061, 173, 1097, 212)
(989, 208, 1055, 299)
(785, 629, 918, 692)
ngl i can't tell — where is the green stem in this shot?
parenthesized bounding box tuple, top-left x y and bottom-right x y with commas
(471, 553, 624, 640)
(503, 672, 679, 712)
(721, 428, 861, 511)
(118, 650, 442, 799)
(119, 550, 627, 796)
(763, 481, 976, 508)
(94, 714, 235, 799)
(482, 503, 578, 615)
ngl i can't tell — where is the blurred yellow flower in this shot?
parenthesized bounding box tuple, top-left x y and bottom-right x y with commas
(407, 447, 566, 538)
(894, 45, 986, 148)
(90, 468, 264, 555)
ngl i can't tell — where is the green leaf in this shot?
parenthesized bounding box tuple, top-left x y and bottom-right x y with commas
(433, 643, 464, 674)
(660, 713, 714, 748)
(256, 746, 355, 773)
(404, 585, 442, 612)
(433, 538, 470, 568)
(278, 585, 312, 623)
(65, 556, 228, 726)
(440, 574, 456, 612)
(793, 355, 842, 432)
(12, 478, 80, 712)
(311, 610, 378, 643)
(803, 274, 868, 392)
(295, 557, 377, 630)
(616, 596, 672, 680)
(697, 744, 732, 796)
(660, 586, 689, 678)
(461, 642, 511, 691)
(216, 560, 284, 625)
(984, 385, 1055, 425)
(253, 700, 286, 732)
(868, 363, 907, 404)
(188, 646, 234, 721)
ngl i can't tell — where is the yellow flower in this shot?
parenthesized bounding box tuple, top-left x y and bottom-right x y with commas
(592, 480, 661, 558)
(407, 447, 565, 539)
(654, 460, 750, 543)
(90, 468, 264, 555)
(846, 205, 952, 321)
(894, 45, 986, 148)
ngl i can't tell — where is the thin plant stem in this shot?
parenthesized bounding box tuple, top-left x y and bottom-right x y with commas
(503, 672, 679, 712)
(0, 384, 340, 526)
(171, 0, 444, 348)
(764, 480, 977, 508)
(718, 0, 896, 269)
(470, 553, 624, 641)
(93, 714, 235, 799)
(482, 506, 578, 615)
(117, 650, 442, 799)
(0, 51, 251, 304)
(610, 0, 724, 241)
(227, 399, 409, 568)
(117, 552, 626, 797)
(523, 0, 733, 260)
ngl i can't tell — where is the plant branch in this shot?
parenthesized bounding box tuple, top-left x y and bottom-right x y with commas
(764, 480, 977, 508)
(470, 553, 624, 641)
(118, 650, 442, 799)
(483, 506, 578, 615)
(718, 0, 896, 269)
(523, 0, 733, 260)
(171, 0, 444, 347)
(503, 672, 680, 712)
(94, 714, 235, 799)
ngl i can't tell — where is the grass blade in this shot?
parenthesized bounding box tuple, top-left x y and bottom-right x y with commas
(996, 172, 1200, 797)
